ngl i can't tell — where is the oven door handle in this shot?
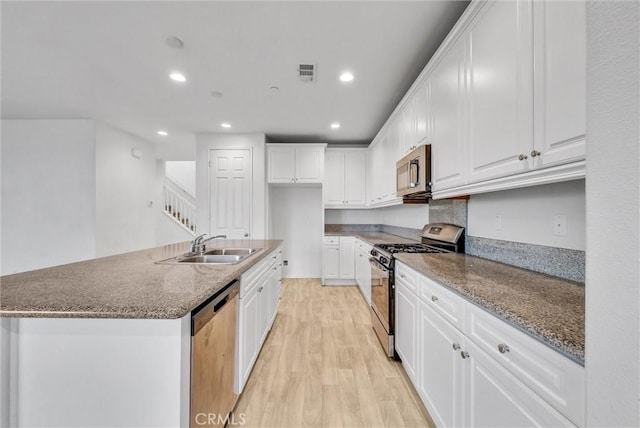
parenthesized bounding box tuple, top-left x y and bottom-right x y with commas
(369, 258, 389, 272)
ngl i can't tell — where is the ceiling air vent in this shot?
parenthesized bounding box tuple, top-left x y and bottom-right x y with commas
(297, 64, 316, 83)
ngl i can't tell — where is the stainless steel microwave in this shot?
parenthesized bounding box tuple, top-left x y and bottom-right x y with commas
(396, 144, 431, 200)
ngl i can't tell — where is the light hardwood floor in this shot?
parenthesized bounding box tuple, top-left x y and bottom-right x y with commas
(233, 278, 435, 428)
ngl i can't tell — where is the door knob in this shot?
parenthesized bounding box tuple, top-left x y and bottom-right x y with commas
(244, 233, 249, 237)
(530, 150, 541, 157)
(518, 154, 528, 161)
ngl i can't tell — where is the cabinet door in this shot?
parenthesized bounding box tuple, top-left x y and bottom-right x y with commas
(467, 0, 534, 183)
(395, 281, 418, 384)
(344, 151, 366, 205)
(257, 278, 270, 346)
(414, 81, 429, 146)
(323, 246, 340, 279)
(464, 340, 575, 428)
(418, 301, 465, 428)
(295, 147, 324, 183)
(237, 288, 259, 393)
(324, 151, 346, 204)
(431, 36, 467, 191)
(368, 139, 384, 204)
(533, 0, 586, 168)
(268, 146, 295, 183)
(338, 237, 355, 279)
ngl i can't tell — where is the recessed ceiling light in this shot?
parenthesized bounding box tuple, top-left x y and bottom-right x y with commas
(169, 72, 186, 82)
(157, 130, 168, 136)
(211, 91, 223, 98)
(330, 122, 341, 129)
(339, 72, 354, 82)
(221, 123, 232, 129)
(165, 36, 184, 49)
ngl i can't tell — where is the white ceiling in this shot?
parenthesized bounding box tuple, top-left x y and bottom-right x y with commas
(2, 1, 469, 160)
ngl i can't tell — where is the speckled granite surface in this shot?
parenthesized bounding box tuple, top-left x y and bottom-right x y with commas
(325, 231, 418, 246)
(466, 236, 585, 283)
(394, 253, 585, 364)
(0, 239, 282, 319)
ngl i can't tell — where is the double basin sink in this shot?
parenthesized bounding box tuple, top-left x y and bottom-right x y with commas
(156, 247, 262, 265)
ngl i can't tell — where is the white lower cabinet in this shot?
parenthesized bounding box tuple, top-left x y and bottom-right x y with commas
(323, 236, 356, 285)
(394, 277, 419, 384)
(395, 261, 584, 427)
(417, 300, 465, 428)
(236, 246, 282, 394)
(465, 339, 574, 428)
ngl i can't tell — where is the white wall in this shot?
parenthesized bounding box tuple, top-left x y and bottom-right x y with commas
(165, 161, 196, 198)
(585, 2, 639, 426)
(1, 120, 96, 274)
(270, 186, 323, 278)
(467, 180, 586, 250)
(324, 204, 429, 229)
(195, 133, 267, 239)
(95, 123, 159, 257)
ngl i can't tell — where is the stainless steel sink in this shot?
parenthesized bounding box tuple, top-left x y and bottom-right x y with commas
(203, 248, 260, 256)
(156, 247, 262, 265)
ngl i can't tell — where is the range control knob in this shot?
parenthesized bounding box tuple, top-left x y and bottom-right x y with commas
(380, 256, 388, 265)
(371, 250, 378, 257)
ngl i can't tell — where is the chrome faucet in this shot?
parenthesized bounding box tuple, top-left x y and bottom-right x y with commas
(189, 234, 227, 254)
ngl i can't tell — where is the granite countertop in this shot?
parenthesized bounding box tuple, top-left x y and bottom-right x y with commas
(325, 231, 418, 246)
(394, 253, 585, 364)
(0, 239, 283, 319)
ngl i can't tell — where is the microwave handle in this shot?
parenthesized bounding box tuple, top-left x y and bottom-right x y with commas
(409, 159, 419, 188)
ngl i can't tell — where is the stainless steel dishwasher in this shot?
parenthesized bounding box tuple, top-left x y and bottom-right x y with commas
(191, 280, 239, 427)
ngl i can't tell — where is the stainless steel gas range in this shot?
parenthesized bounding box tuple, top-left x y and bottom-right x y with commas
(369, 223, 465, 358)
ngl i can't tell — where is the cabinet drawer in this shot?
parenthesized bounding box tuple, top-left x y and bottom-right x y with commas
(419, 274, 465, 332)
(324, 236, 339, 245)
(240, 248, 278, 298)
(466, 304, 585, 426)
(396, 262, 418, 295)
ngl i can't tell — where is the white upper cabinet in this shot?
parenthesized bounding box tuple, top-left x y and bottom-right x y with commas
(466, 0, 534, 184)
(532, 0, 586, 169)
(267, 144, 325, 184)
(324, 149, 366, 208)
(431, 35, 467, 191)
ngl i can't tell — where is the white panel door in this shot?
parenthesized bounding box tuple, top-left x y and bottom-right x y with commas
(430, 36, 467, 191)
(395, 280, 418, 384)
(324, 150, 345, 204)
(322, 246, 340, 280)
(237, 288, 259, 392)
(344, 151, 366, 205)
(267, 146, 295, 183)
(210, 149, 251, 239)
(467, 0, 534, 183)
(418, 300, 465, 428)
(533, 0, 586, 168)
(338, 237, 355, 279)
(295, 147, 324, 183)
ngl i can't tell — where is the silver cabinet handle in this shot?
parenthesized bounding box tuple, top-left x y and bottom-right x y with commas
(244, 233, 249, 237)
(431, 295, 438, 302)
(498, 343, 510, 354)
(400, 274, 406, 279)
(273, 267, 277, 270)
(530, 150, 541, 157)
(452, 343, 461, 351)
(258, 286, 264, 293)
(518, 154, 528, 161)
(460, 351, 470, 359)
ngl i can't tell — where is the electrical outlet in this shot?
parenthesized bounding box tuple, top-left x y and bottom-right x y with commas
(553, 214, 567, 236)
(283, 260, 288, 266)
(494, 214, 503, 231)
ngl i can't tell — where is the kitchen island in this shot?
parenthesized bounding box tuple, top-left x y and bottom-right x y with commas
(0, 239, 282, 428)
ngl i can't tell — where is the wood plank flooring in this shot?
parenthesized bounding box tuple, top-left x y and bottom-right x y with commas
(233, 279, 435, 428)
